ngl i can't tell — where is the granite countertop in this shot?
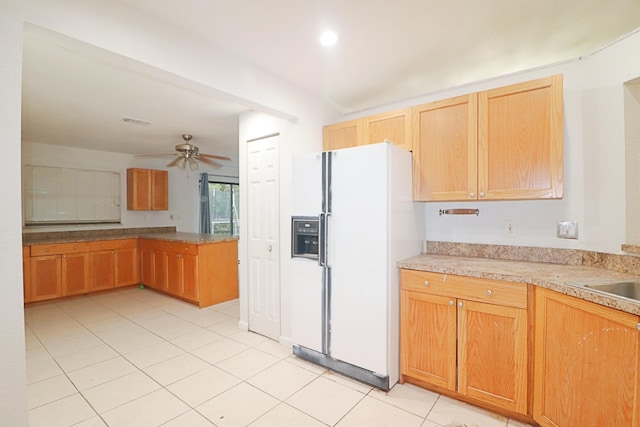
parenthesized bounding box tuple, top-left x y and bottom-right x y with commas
(23, 229, 238, 246)
(398, 253, 640, 316)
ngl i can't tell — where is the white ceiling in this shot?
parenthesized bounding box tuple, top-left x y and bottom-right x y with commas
(21, 0, 640, 162)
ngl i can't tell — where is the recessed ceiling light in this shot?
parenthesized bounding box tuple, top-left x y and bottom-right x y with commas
(319, 30, 338, 47)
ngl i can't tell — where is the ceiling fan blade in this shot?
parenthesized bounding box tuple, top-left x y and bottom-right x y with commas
(198, 156, 223, 168)
(166, 156, 181, 167)
(198, 153, 231, 161)
(134, 153, 176, 158)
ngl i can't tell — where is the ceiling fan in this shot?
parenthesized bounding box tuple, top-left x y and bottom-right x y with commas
(135, 134, 231, 170)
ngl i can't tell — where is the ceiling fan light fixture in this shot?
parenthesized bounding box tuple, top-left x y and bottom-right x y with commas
(188, 158, 199, 171)
(177, 157, 187, 170)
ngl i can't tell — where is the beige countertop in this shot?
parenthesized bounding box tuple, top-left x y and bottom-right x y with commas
(399, 253, 640, 316)
(24, 230, 237, 246)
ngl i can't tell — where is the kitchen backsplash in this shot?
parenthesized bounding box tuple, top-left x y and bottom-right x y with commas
(426, 241, 640, 276)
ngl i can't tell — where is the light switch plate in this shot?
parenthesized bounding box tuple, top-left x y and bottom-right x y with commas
(557, 221, 578, 239)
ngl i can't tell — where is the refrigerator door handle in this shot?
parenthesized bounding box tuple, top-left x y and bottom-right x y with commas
(318, 213, 326, 267)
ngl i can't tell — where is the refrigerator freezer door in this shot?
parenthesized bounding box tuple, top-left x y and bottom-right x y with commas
(291, 152, 322, 216)
(290, 257, 324, 351)
(327, 143, 391, 376)
(290, 151, 324, 353)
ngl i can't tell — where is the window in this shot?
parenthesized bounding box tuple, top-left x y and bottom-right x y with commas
(208, 182, 240, 236)
(23, 165, 121, 225)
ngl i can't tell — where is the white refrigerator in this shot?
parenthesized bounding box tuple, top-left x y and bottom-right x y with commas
(290, 141, 423, 390)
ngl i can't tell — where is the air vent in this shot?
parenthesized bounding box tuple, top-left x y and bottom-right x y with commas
(122, 117, 151, 126)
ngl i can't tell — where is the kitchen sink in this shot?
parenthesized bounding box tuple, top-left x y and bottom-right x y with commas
(583, 281, 640, 301)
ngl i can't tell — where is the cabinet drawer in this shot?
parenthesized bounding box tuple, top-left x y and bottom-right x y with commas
(31, 242, 90, 256)
(400, 269, 527, 309)
(89, 239, 137, 251)
(164, 242, 197, 255)
(139, 239, 164, 251)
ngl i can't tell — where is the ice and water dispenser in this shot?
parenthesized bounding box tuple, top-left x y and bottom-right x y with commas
(291, 216, 319, 259)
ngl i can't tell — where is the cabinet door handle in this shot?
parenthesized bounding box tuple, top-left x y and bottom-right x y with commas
(111, 251, 115, 254)
(479, 192, 485, 198)
(458, 301, 463, 307)
(469, 192, 475, 198)
(486, 289, 493, 296)
(423, 280, 429, 287)
(45, 248, 50, 252)
(449, 300, 454, 306)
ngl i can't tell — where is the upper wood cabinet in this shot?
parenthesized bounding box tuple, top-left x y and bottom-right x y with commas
(412, 94, 478, 201)
(364, 108, 413, 151)
(322, 108, 413, 151)
(413, 75, 563, 201)
(323, 118, 364, 150)
(126, 168, 168, 211)
(533, 287, 640, 427)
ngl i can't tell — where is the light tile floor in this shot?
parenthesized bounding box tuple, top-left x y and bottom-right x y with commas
(25, 287, 534, 427)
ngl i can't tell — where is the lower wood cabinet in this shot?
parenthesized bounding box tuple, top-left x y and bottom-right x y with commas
(115, 243, 139, 287)
(533, 287, 640, 427)
(139, 238, 238, 308)
(89, 239, 139, 291)
(166, 243, 198, 301)
(62, 252, 90, 296)
(30, 255, 62, 302)
(24, 236, 236, 309)
(89, 249, 116, 292)
(23, 247, 31, 303)
(26, 239, 139, 303)
(400, 269, 529, 416)
(30, 242, 91, 301)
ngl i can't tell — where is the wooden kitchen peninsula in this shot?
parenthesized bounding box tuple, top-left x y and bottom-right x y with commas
(138, 233, 238, 308)
(23, 229, 238, 309)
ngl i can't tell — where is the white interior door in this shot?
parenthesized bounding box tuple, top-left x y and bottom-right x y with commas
(247, 134, 280, 339)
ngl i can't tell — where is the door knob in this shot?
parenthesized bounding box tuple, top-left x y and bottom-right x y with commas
(267, 245, 273, 252)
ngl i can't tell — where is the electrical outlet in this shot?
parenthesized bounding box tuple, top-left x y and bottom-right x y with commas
(557, 221, 578, 239)
(504, 220, 517, 237)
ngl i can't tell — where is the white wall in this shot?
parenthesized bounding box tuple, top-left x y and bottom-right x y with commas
(341, 31, 640, 255)
(22, 142, 240, 233)
(0, 0, 28, 424)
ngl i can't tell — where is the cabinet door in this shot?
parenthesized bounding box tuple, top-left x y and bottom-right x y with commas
(478, 75, 563, 200)
(166, 252, 182, 296)
(458, 300, 528, 414)
(412, 94, 478, 201)
(90, 250, 115, 292)
(151, 170, 168, 210)
(400, 290, 456, 391)
(534, 288, 640, 427)
(115, 247, 139, 287)
(323, 118, 364, 150)
(154, 248, 168, 290)
(181, 253, 198, 301)
(30, 256, 61, 302)
(62, 252, 90, 296)
(364, 108, 412, 151)
(126, 168, 151, 210)
(140, 246, 155, 288)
